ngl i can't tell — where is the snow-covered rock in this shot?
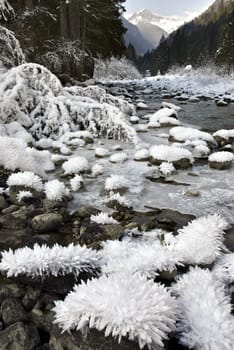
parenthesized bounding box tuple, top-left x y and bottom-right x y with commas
(148, 108, 179, 128)
(91, 164, 104, 177)
(7, 171, 43, 191)
(62, 156, 89, 175)
(134, 148, 150, 161)
(209, 152, 233, 170)
(149, 144, 194, 169)
(53, 273, 176, 349)
(159, 162, 175, 177)
(110, 152, 128, 163)
(95, 147, 110, 158)
(169, 126, 214, 143)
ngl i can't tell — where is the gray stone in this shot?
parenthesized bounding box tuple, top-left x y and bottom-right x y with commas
(31, 213, 63, 233)
(50, 326, 143, 350)
(1, 298, 27, 326)
(0, 195, 8, 211)
(30, 308, 54, 333)
(0, 322, 40, 350)
(209, 160, 232, 170)
(0, 281, 26, 302)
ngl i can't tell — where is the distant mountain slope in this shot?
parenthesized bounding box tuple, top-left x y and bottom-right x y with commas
(122, 17, 154, 55)
(127, 9, 186, 34)
(139, 0, 234, 74)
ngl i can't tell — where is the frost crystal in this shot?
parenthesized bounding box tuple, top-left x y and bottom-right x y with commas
(44, 179, 69, 201)
(53, 273, 176, 349)
(90, 212, 118, 225)
(7, 171, 43, 191)
(212, 253, 234, 285)
(62, 156, 89, 175)
(91, 164, 104, 177)
(165, 214, 228, 265)
(0, 243, 102, 278)
(105, 175, 129, 191)
(107, 192, 132, 208)
(70, 175, 83, 191)
(174, 267, 234, 350)
(101, 240, 182, 278)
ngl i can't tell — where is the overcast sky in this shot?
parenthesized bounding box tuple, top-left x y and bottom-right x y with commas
(124, 0, 215, 16)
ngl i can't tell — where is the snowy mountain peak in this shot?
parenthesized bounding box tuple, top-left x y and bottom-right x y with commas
(127, 9, 193, 34)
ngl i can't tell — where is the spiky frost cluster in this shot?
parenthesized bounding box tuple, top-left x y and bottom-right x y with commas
(101, 240, 182, 278)
(159, 162, 175, 177)
(174, 267, 234, 350)
(70, 175, 83, 191)
(7, 171, 43, 191)
(91, 164, 104, 177)
(165, 214, 228, 265)
(16, 190, 33, 202)
(105, 175, 129, 191)
(44, 179, 70, 201)
(212, 253, 234, 285)
(0, 243, 102, 278)
(62, 156, 89, 175)
(53, 273, 176, 349)
(107, 192, 132, 208)
(90, 212, 118, 225)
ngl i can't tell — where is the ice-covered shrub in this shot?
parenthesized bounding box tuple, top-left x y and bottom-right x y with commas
(7, 171, 43, 191)
(169, 126, 214, 143)
(70, 175, 83, 191)
(174, 267, 234, 350)
(0, 63, 138, 144)
(101, 240, 182, 278)
(165, 214, 228, 265)
(0, 243, 102, 278)
(90, 212, 118, 225)
(0, 26, 25, 70)
(53, 273, 176, 349)
(44, 179, 69, 201)
(105, 175, 129, 191)
(0, 136, 52, 176)
(62, 156, 89, 175)
(94, 56, 142, 81)
(212, 253, 234, 285)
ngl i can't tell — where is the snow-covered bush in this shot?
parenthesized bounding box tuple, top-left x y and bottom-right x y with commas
(44, 179, 69, 201)
(0, 243, 102, 278)
(105, 175, 129, 191)
(169, 127, 214, 143)
(70, 175, 83, 191)
(53, 273, 176, 349)
(0, 63, 138, 144)
(165, 214, 228, 265)
(208, 151, 234, 163)
(0, 26, 25, 69)
(101, 240, 182, 278)
(94, 57, 142, 81)
(90, 212, 118, 225)
(174, 267, 234, 350)
(62, 156, 89, 175)
(0, 136, 52, 176)
(7, 171, 43, 191)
